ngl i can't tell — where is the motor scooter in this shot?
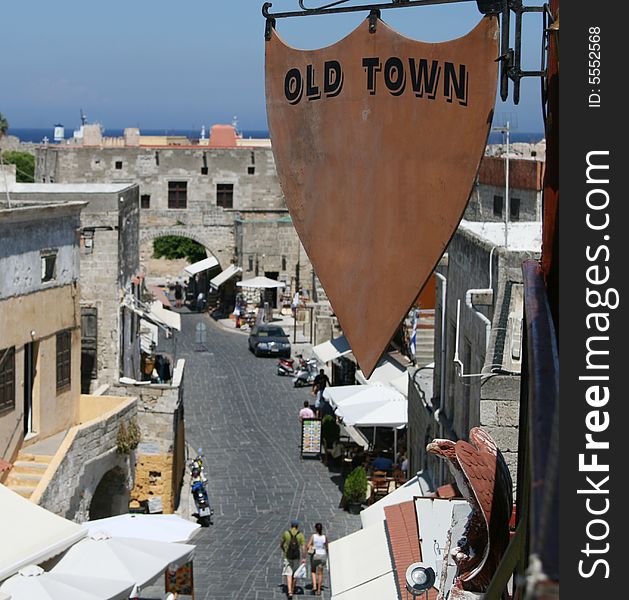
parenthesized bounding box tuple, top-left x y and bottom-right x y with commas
(293, 358, 318, 387)
(277, 353, 305, 376)
(189, 449, 213, 526)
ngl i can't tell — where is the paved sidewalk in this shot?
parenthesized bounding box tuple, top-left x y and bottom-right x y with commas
(171, 312, 360, 600)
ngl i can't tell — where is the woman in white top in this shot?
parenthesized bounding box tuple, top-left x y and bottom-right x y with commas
(307, 522, 328, 596)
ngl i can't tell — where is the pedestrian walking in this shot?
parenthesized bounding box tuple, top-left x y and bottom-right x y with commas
(174, 280, 184, 308)
(312, 370, 331, 417)
(306, 522, 329, 596)
(280, 519, 307, 598)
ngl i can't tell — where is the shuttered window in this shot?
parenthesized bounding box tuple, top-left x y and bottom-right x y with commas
(56, 330, 72, 392)
(0, 347, 15, 413)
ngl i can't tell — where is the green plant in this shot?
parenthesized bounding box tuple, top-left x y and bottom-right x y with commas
(1, 151, 34, 182)
(343, 466, 368, 504)
(153, 236, 207, 263)
(116, 418, 141, 454)
(321, 415, 340, 448)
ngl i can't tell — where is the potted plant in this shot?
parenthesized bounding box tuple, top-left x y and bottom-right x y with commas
(343, 466, 368, 514)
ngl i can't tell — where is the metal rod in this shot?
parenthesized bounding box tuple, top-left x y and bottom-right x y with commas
(263, 0, 475, 19)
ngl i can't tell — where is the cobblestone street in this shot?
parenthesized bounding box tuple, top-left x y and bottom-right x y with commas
(175, 313, 361, 600)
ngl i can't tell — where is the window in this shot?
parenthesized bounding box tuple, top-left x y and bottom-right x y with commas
(216, 183, 234, 209)
(201, 166, 209, 175)
(247, 166, 255, 175)
(168, 181, 187, 209)
(41, 252, 57, 282)
(248, 256, 254, 271)
(493, 195, 503, 217)
(281, 255, 287, 271)
(140, 194, 151, 209)
(80, 308, 98, 393)
(115, 161, 123, 170)
(0, 347, 15, 414)
(56, 330, 72, 392)
(510, 197, 521, 221)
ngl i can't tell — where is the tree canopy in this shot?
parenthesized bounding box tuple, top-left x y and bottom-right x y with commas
(2, 151, 35, 182)
(153, 236, 207, 263)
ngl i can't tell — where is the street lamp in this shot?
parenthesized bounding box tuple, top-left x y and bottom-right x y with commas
(405, 562, 436, 598)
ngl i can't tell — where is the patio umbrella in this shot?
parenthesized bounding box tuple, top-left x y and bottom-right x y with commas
(51, 532, 195, 592)
(0, 565, 133, 600)
(236, 276, 286, 288)
(331, 384, 404, 411)
(84, 514, 200, 543)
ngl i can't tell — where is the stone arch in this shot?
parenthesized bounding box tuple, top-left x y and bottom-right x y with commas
(140, 227, 218, 259)
(88, 466, 130, 520)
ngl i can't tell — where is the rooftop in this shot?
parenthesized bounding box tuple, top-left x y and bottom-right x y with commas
(459, 219, 542, 252)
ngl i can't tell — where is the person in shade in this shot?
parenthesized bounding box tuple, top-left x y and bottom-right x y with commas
(306, 522, 329, 596)
(281, 519, 306, 598)
(299, 400, 315, 422)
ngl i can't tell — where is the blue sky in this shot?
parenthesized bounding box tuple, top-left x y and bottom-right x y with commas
(1, 0, 545, 133)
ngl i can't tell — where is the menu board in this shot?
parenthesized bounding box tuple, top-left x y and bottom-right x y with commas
(165, 561, 194, 596)
(301, 418, 322, 458)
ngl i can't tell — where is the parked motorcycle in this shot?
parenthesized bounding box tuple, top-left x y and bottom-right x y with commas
(293, 358, 319, 387)
(277, 353, 305, 376)
(189, 449, 213, 526)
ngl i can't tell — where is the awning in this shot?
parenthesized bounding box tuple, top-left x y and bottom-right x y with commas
(355, 353, 407, 386)
(183, 256, 219, 276)
(340, 424, 369, 450)
(328, 521, 396, 599)
(139, 320, 158, 354)
(210, 264, 242, 290)
(236, 276, 286, 289)
(312, 335, 351, 363)
(360, 473, 434, 529)
(148, 301, 181, 331)
(338, 397, 407, 428)
(0, 484, 87, 581)
(322, 385, 366, 408)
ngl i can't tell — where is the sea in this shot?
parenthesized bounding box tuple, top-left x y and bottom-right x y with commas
(8, 127, 544, 145)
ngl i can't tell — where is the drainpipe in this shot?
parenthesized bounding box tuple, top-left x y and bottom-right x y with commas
(434, 271, 447, 427)
(454, 246, 497, 376)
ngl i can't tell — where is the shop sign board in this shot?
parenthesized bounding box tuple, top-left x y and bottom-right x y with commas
(266, 16, 499, 376)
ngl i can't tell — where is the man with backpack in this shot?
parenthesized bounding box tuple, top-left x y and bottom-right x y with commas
(280, 519, 306, 598)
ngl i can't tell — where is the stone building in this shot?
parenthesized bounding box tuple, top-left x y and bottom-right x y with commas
(465, 155, 545, 223)
(35, 125, 315, 304)
(0, 183, 137, 521)
(406, 220, 541, 486)
(3, 181, 142, 391)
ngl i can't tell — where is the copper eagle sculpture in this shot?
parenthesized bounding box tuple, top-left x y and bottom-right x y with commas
(427, 427, 513, 594)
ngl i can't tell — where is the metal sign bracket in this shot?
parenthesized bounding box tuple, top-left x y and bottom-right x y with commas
(262, 0, 553, 104)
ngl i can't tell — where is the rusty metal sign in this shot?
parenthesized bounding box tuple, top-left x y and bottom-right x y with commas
(266, 16, 499, 376)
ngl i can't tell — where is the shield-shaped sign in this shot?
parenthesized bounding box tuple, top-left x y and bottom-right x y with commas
(266, 16, 499, 376)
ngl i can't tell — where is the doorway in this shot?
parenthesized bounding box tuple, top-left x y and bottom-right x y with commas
(23, 342, 37, 437)
(264, 271, 279, 308)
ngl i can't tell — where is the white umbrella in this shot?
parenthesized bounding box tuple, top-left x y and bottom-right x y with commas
(331, 384, 404, 411)
(0, 565, 133, 600)
(236, 276, 286, 289)
(52, 532, 194, 591)
(340, 398, 408, 428)
(84, 514, 200, 543)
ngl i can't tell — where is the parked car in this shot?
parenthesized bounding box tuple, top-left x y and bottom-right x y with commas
(248, 324, 291, 357)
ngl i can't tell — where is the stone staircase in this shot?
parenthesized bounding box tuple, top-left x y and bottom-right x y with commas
(4, 430, 66, 500)
(414, 311, 436, 368)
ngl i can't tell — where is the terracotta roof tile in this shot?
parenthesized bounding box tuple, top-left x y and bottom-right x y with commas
(385, 501, 438, 599)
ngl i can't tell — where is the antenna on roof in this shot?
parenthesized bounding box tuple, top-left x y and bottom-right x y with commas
(80, 109, 87, 126)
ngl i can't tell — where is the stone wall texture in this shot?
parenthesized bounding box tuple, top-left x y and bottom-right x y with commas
(35, 396, 137, 521)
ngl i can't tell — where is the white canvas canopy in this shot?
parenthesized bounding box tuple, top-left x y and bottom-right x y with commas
(0, 565, 133, 600)
(0, 484, 87, 581)
(210, 264, 242, 290)
(183, 256, 219, 276)
(312, 335, 351, 363)
(324, 383, 402, 410)
(52, 532, 195, 591)
(84, 514, 200, 544)
(339, 398, 407, 428)
(355, 354, 407, 386)
(328, 521, 396, 600)
(148, 301, 181, 331)
(236, 276, 286, 289)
